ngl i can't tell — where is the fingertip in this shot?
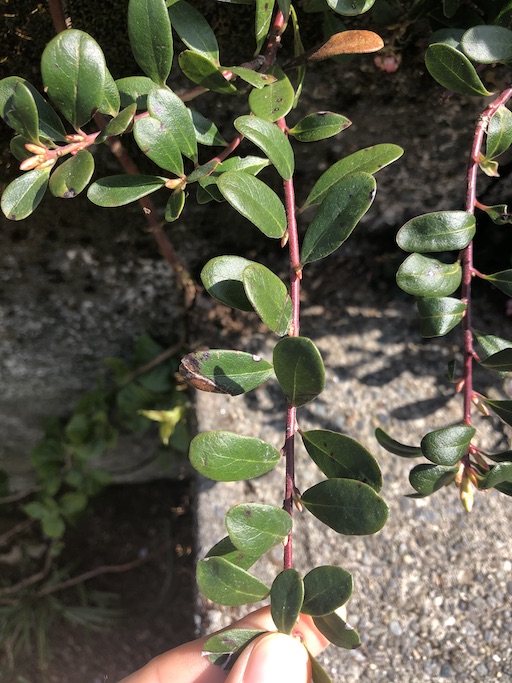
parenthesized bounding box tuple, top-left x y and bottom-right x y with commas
(228, 632, 311, 683)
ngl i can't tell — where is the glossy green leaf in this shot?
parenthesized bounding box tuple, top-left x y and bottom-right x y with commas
(486, 106, 512, 159)
(196, 557, 269, 605)
(41, 29, 107, 128)
(229, 67, 276, 89)
(242, 263, 292, 335)
(9, 136, 32, 161)
(179, 349, 273, 395)
(179, 51, 237, 94)
(168, 0, 220, 63)
(270, 569, 304, 634)
(98, 69, 120, 117)
(190, 109, 228, 146)
(479, 462, 512, 490)
(301, 478, 388, 535)
(484, 269, 512, 296)
(309, 651, 334, 683)
(248, 67, 295, 122)
(201, 255, 254, 311)
(273, 337, 325, 406)
(49, 150, 94, 199)
(255, 0, 276, 52)
(128, 0, 173, 85)
(234, 115, 294, 179)
(495, 482, 512, 498)
(302, 566, 352, 616)
(409, 464, 458, 496)
(204, 628, 266, 667)
(425, 43, 491, 96)
(116, 76, 158, 110)
(375, 428, 422, 457)
(461, 26, 512, 64)
(289, 112, 351, 142)
(421, 424, 475, 466)
(326, 0, 376, 16)
(1, 167, 50, 220)
(397, 211, 475, 252)
(217, 172, 287, 238)
(96, 104, 137, 144)
(483, 204, 512, 226)
(301, 172, 376, 265)
(479, 348, 512, 372)
(215, 156, 270, 176)
(303, 144, 403, 209)
(0, 78, 39, 143)
(416, 297, 466, 337)
(474, 330, 512, 361)
(186, 161, 218, 184)
(428, 28, 465, 49)
(205, 536, 261, 570)
(133, 116, 184, 176)
(165, 190, 185, 222)
(148, 88, 198, 162)
(484, 449, 512, 464)
(226, 503, 292, 556)
(87, 175, 166, 207)
(483, 399, 512, 427)
(189, 431, 281, 481)
(301, 429, 382, 491)
(397, 254, 462, 298)
(313, 613, 361, 649)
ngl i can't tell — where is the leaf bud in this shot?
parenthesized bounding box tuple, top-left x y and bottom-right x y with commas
(20, 155, 43, 171)
(459, 472, 476, 512)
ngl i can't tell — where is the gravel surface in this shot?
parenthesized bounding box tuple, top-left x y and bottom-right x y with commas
(195, 289, 512, 682)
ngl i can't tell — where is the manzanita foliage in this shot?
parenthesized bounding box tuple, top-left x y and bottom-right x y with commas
(378, 18, 512, 512)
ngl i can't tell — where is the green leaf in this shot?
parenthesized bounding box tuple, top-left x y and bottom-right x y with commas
(10, 135, 33, 161)
(273, 337, 325, 406)
(325, 0, 376, 16)
(87, 175, 166, 207)
(116, 76, 158, 110)
(302, 478, 388, 535)
(242, 263, 292, 335)
(148, 88, 198, 162)
(479, 348, 512, 372)
(165, 190, 185, 222)
(309, 651, 334, 683)
(495, 482, 512, 498)
(248, 67, 295, 122)
(484, 269, 512, 296)
(201, 255, 255, 311)
(421, 424, 475, 466)
(204, 628, 266, 667)
(186, 160, 218, 184)
(483, 399, 512, 427)
(416, 297, 466, 337)
(486, 106, 512, 159)
(374, 428, 422, 457)
(302, 566, 352, 616)
(228, 67, 276, 89)
(303, 144, 403, 209)
(0, 78, 39, 143)
(217, 172, 287, 238)
(1, 167, 50, 220)
(425, 43, 491, 96)
(461, 26, 512, 65)
(205, 536, 261, 570)
(96, 104, 137, 144)
(133, 116, 184, 175)
(270, 569, 304, 634)
(196, 557, 269, 606)
(215, 155, 270, 176)
(41, 512, 66, 539)
(41, 29, 107, 128)
(479, 462, 512, 490)
(179, 349, 273, 395)
(409, 464, 458, 496)
(397, 211, 475, 252)
(98, 69, 120, 117)
(226, 503, 292, 556)
(301, 172, 376, 265)
(479, 203, 512, 225)
(234, 115, 294, 179)
(49, 150, 94, 199)
(397, 254, 462, 298)
(128, 0, 173, 85)
(59, 491, 88, 517)
(179, 51, 237, 94)
(189, 431, 281, 481)
(313, 613, 361, 649)
(301, 429, 382, 491)
(255, 0, 276, 52)
(474, 330, 512, 360)
(168, 0, 220, 63)
(190, 109, 228, 146)
(289, 112, 351, 142)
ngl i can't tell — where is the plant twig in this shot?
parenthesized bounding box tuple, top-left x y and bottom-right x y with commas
(0, 518, 35, 547)
(0, 546, 53, 597)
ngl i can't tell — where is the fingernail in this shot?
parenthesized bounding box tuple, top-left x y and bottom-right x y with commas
(242, 633, 309, 683)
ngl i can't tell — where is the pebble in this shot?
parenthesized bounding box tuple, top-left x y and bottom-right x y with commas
(440, 663, 454, 678)
(389, 620, 403, 637)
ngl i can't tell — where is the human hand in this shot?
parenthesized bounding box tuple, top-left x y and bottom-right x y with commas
(119, 606, 329, 683)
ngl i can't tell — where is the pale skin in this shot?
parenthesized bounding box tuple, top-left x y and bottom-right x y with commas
(119, 607, 329, 683)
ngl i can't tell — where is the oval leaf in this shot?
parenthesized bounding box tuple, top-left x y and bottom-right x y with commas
(409, 463, 458, 496)
(190, 108, 228, 146)
(273, 337, 325, 407)
(313, 613, 361, 649)
(96, 104, 137, 144)
(416, 297, 466, 337)
(326, 0, 376, 16)
(148, 88, 198, 162)
(165, 190, 186, 222)
(128, 0, 173, 85)
(301, 478, 388, 535)
(425, 43, 491, 96)
(204, 628, 266, 668)
(301, 429, 382, 491)
(189, 431, 280, 481)
(168, 0, 220, 63)
(483, 399, 512, 428)
(196, 557, 269, 606)
(0, 78, 39, 143)
(179, 349, 273, 395)
(270, 569, 304, 635)
(248, 67, 295, 122)
(288, 112, 351, 142)
(205, 536, 261, 570)
(1, 168, 50, 221)
(234, 115, 294, 179)
(255, 0, 276, 52)
(302, 566, 352, 617)
(133, 116, 184, 176)
(201, 255, 255, 311)
(480, 462, 512, 490)
(397, 254, 462, 298)
(242, 264, 292, 336)
(461, 26, 512, 64)
(486, 106, 512, 160)
(397, 211, 475, 252)
(87, 175, 166, 207)
(485, 269, 512, 297)
(179, 51, 237, 94)
(374, 428, 422, 457)
(226, 503, 292, 556)
(301, 172, 376, 265)
(217, 172, 287, 238)
(116, 76, 158, 110)
(479, 348, 512, 372)
(421, 424, 475, 466)
(49, 150, 94, 199)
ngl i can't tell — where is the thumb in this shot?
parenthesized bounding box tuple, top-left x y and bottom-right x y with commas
(226, 632, 312, 683)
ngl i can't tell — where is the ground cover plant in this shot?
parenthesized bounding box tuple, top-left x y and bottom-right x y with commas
(1, 0, 512, 678)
